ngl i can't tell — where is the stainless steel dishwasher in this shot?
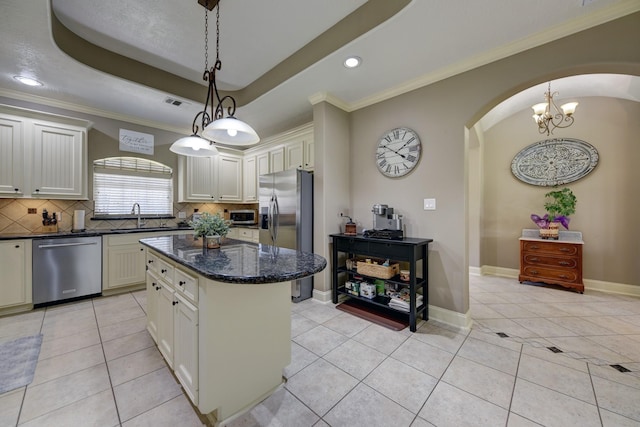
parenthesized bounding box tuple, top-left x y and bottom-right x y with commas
(32, 235, 102, 306)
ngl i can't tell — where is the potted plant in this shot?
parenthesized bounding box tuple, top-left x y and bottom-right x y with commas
(531, 187, 577, 239)
(189, 212, 230, 248)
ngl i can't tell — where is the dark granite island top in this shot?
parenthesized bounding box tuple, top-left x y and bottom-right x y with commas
(139, 234, 326, 284)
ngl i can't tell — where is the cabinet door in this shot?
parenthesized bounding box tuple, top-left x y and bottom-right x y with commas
(146, 271, 160, 343)
(31, 122, 86, 198)
(270, 147, 284, 173)
(0, 117, 24, 196)
(174, 293, 199, 405)
(285, 141, 304, 170)
(243, 155, 257, 202)
(105, 244, 146, 290)
(157, 281, 175, 368)
(303, 139, 314, 170)
(184, 156, 216, 201)
(217, 154, 242, 201)
(0, 240, 30, 307)
(257, 152, 270, 177)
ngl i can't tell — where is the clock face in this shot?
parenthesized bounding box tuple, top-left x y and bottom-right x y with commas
(375, 127, 421, 177)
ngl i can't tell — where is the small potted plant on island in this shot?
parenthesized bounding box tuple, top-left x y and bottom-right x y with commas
(531, 187, 577, 240)
(189, 212, 230, 249)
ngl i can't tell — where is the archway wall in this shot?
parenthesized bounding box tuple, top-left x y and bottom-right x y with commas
(345, 12, 640, 315)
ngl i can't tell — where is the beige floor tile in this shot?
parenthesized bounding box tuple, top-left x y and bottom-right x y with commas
(113, 366, 183, 422)
(391, 337, 454, 379)
(409, 416, 437, 427)
(586, 335, 640, 362)
(122, 394, 204, 427)
(108, 345, 167, 386)
(0, 387, 24, 427)
(473, 318, 539, 339)
(225, 387, 318, 427)
(547, 336, 633, 364)
(0, 311, 44, 340)
(353, 323, 411, 355)
(546, 316, 619, 336)
(442, 356, 515, 409)
(291, 313, 319, 338)
(284, 341, 318, 379)
(324, 383, 415, 427)
(285, 358, 358, 416)
(412, 322, 468, 354)
(364, 358, 438, 414)
(457, 336, 520, 375)
(510, 378, 601, 427)
(293, 325, 348, 357)
(517, 353, 595, 404)
(38, 326, 100, 360)
(599, 409, 640, 427)
(419, 381, 508, 427)
(467, 329, 524, 352)
(512, 317, 579, 337)
(102, 329, 155, 361)
(469, 303, 504, 319)
(95, 304, 146, 328)
(19, 389, 119, 427)
(506, 412, 545, 426)
(521, 344, 589, 373)
(20, 363, 111, 423)
(40, 307, 98, 341)
(486, 303, 540, 319)
(296, 301, 342, 324)
(99, 315, 148, 343)
(322, 312, 371, 337)
(31, 343, 105, 386)
(592, 375, 640, 422)
(324, 339, 386, 380)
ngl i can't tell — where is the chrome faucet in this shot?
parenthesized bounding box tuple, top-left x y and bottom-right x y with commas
(131, 203, 145, 228)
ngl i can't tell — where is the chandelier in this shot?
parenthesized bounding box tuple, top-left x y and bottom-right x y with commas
(170, 0, 260, 157)
(531, 82, 578, 136)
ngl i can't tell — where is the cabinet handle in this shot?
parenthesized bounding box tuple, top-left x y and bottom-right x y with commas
(148, 260, 154, 264)
(559, 248, 570, 252)
(530, 257, 540, 262)
(140, 248, 144, 251)
(14, 188, 19, 192)
(530, 270, 539, 275)
(530, 245, 539, 249)
(155, 286, 161, 291)
(179, 281, 186, 286)
(559, 274, 569, 279)
(558, 261, 571, 266)
(161, 269, 167, 273)
(172, 300, 178, 306)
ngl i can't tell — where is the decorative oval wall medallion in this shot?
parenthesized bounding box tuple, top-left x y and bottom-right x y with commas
(511, 138, 599, 186)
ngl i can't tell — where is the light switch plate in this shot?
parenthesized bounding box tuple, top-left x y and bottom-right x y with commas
(424, 198, 436, 210)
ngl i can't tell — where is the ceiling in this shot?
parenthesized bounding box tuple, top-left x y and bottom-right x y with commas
(1, 0, 639, 146)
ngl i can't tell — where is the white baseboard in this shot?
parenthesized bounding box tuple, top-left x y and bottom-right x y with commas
(312, 288, 332, 303)
(428, 305, 473, 332)
(476, 265, 640, 298)
(469, 266, 482, 276)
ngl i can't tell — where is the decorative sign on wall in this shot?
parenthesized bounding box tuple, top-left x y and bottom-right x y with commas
(119, 129, 154, 155)
(511, 138, 599, 186)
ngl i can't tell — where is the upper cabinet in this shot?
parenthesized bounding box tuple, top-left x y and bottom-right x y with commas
(0, 108, 91, 199)
(178, 152, 243, 202)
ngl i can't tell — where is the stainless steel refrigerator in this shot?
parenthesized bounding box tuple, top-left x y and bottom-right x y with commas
(259, 169, 313, 302)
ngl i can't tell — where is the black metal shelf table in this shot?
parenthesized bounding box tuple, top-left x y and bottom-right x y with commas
(330, 234, 433, 332)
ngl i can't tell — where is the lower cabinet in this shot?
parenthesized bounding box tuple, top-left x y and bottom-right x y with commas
(146, 252, 199, 405)
(0, 240, 32, 311)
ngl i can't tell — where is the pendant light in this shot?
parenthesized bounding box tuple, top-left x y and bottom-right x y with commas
(531, 82, 578, 136)
(170, 0, 259, 156)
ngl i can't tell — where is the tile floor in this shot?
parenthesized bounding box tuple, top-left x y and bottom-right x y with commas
(0, 275, 639, 426)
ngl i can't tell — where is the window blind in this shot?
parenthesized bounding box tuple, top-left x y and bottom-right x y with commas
(93, 157, 173, 216)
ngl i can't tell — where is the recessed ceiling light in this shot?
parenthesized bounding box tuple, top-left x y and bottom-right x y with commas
(14, 76, 43, 86)
(344, 56, 361, 68)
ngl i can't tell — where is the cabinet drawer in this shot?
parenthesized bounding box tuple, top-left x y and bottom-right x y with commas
(157, 258, 174, 284)
(522, 265, 579, 283)
(522, 254, 578, 269)
(147, 252, 159, 273)
(521, 241, 579, 256)
(175, 268, 198, 303)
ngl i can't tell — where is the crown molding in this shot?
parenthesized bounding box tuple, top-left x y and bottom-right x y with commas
(308, 91, 351, 111)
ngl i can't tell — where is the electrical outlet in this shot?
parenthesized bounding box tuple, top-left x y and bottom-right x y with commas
(28, 208, 37, 214)
(423, 198, 436, 210)
(178, 211, 186, 219)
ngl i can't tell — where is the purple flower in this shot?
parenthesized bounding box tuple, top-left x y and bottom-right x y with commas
(531, 214, 570, 230)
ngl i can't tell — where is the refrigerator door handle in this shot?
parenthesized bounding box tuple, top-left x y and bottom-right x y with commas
(272, 193, 279, 243)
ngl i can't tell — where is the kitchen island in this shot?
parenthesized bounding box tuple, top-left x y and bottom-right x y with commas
(140, 234, 326, 426)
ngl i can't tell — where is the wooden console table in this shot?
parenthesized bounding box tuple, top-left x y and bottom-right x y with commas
(519, 229, 584, 293)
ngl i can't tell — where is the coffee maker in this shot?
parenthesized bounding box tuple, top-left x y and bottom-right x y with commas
(364, 204, 404, 239)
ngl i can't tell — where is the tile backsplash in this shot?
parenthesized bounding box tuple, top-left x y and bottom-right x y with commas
(0, 199, 256, 234)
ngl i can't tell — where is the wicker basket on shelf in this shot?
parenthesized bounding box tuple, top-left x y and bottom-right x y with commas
(356, 260, 400, 279)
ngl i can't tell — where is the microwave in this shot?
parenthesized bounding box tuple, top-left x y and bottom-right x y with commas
(229, 209, 258, 225)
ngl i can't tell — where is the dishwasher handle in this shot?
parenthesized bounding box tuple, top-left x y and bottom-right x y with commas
(38, 241, 99, 249)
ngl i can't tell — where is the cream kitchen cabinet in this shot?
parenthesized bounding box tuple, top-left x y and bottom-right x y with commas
(0, 110, 90, 199)
(179, 153, 243, 202)
(284, 136, 313, 171)
(146, 251, 199, 404)
(243, 155, 257, 202)
(0, 240, 32, 313)
(269, 146, 284, 173)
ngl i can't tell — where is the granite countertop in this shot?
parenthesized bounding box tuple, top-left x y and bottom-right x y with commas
(0, 226, 192, 240)
(140, 234, 327, 285)
(519, 228, 584, 244)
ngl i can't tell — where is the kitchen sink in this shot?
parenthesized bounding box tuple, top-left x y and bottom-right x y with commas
(109, 227, 180, 233)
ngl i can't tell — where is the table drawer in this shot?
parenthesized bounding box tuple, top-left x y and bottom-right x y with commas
(522, 265, 579, 283)
(522, 254, 578, 269)
(521, 241, 579, 256)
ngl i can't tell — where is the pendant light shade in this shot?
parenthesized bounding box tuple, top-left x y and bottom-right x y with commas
(170, 135, 219, 157)
(202, 116, 260, 146)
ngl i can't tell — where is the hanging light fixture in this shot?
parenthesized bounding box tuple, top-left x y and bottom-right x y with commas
(170, 0, 259, 156)
(531, 82, 578, 136)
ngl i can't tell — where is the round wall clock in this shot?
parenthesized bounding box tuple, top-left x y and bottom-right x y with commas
(375, 127, 422, 178)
